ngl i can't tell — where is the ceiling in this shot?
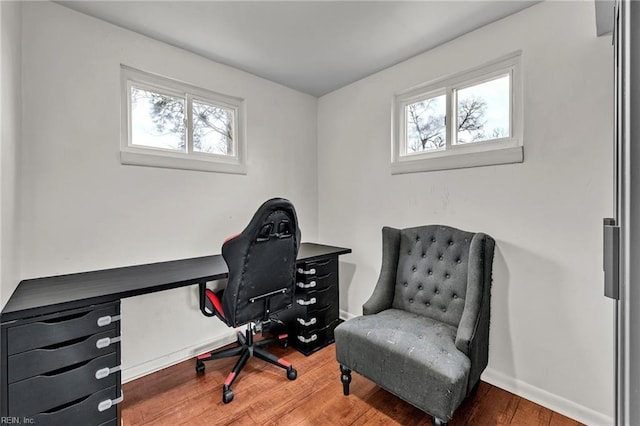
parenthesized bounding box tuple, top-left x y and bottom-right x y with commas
(57, 1, 539, 97)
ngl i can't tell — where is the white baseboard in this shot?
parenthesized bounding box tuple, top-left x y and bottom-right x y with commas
(340, 309, 357, 320)
(121, 330, 238, 383)
(482, 368, 613, 426)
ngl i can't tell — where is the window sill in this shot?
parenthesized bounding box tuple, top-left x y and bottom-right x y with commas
(120, 150, 247, 175)
(391, 145, 523, 174)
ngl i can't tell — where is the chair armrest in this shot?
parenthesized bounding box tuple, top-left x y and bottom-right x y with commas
(455, 233, 494, 353)
(363, 227, 401, 315)
(455, 233, 495, 392)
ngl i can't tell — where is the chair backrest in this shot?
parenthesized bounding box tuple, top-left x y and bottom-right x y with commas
(391, 225, 476, 327)
(221, 198, 301, 327)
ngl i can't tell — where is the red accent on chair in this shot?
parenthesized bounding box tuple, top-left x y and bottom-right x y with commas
(205, 289, 225, 319)
(197, 353, 212, 360)
(277, 358, 292, 368)
(223, 232, 241, 244)
(278, 334, 288, 340)
(224, 372, 236, 386)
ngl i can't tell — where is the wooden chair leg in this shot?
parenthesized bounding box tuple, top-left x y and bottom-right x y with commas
(433, 416, 448, 426)
(340, 365, 352, 395)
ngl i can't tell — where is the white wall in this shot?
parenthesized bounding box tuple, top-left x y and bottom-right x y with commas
(0, 1, 22, 309)
(8, 1, 617, 422)
(318, 2, 614, 424)
(19, 1, 318, 381)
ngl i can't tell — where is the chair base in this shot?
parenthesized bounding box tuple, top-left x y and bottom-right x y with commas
(196, 325, 297, 403)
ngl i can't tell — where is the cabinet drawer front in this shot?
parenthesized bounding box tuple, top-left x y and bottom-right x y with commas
(8, 329, 120, 383)
(7, 304, 119, 355)
(295, 286, 335, 309)
(296, 271, 335, 291)
(297, 257, 337, 279)
(294, 319, 341, 355)
(31, 386, 119, 426)
(294, 304, 338, 331)
(8, 352, 120, 416)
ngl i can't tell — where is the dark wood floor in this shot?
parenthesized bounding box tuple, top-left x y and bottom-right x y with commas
(121, 343, 582, 426)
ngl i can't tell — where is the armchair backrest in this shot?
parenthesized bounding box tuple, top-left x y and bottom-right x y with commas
(391, 225, 485, 328)
(221, 198, 301, 327)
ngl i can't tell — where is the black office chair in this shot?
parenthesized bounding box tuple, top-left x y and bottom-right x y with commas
(195, 198, 300, 403)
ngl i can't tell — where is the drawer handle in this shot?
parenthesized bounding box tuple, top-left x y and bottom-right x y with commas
(96, 336, 121, 349)
(95, 365, 121, 380)
(296, 317, 317, 327)
(297, 297, 316, 306)
(98, 392, 124, 412)
(297, 334, 318, 344)
(97, 315, 121, 327)
(297, 280, 316, 289)
(297, 268, 316, 275)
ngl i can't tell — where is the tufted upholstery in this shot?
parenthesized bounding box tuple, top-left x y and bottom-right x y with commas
(335, 225, 495, 423)
(392, 226, 473, 327)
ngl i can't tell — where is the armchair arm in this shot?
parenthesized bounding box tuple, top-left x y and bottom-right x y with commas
(455, 233, 495, 392)
(363, 227, 401, 315)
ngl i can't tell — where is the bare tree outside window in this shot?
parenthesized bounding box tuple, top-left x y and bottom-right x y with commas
(456, 74, 510, 144)
(130, 86, 234, 156)
(193, 100, 233, 155)
(392, 54, 520, 174)
(122, 66, 246, 174)
(404, 74, 510, 153)
(131, 87, 186, 151)
(406, 94, 446, 152)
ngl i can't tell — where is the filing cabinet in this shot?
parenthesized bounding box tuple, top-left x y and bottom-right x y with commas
(1, 301, 123, 426)
(290, 256, 342, 355)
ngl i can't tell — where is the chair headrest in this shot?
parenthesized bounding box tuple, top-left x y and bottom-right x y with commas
(224, 198, 300, 249)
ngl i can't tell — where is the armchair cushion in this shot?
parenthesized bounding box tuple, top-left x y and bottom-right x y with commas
(335, 309, 470, 420)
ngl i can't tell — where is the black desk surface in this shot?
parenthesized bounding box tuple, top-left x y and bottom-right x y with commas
(1, 243, 351, 322)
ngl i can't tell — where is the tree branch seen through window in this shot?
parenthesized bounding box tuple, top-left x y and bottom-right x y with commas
(130, 86, 234, 156)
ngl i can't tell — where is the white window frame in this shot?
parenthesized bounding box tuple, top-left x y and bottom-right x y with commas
(392, 51, 523, 174)
(121, 65, 247, 174)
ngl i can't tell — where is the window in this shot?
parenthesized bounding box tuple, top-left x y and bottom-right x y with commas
(121, 66, 246, 174)
(392, 52, 522, 174)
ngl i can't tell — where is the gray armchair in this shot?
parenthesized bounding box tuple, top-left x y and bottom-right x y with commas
(334, 225, 495, 425)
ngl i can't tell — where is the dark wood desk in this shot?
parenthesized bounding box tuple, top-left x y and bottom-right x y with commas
(0, 242, 351, 425)
(1, 243, 350, 322)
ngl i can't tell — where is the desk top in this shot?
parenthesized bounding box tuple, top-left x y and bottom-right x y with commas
(1, 243, 351, 322)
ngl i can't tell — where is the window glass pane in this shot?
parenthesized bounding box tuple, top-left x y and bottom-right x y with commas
(405, 94, 446, 154)
(456, 74, 510, 144)
(131, 86, 185, 151)
(193, 100, 234, 155)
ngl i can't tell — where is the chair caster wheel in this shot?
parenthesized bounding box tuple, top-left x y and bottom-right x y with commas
(287, 367, 297, 380)
(280, 339, 289, 348)
(222, 389, 234, 404)
(195, 360, 205, 374)
(433, 417, 448, 426)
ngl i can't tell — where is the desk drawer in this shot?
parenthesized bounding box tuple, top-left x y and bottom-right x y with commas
(295, 286, 335, 309)
(31, 386, 119, 426)
(297, 257, 337, 278)
(296, 271, 335, 291)
(293, 304, 338, 331)
(7, 304, 119, 355)
(293, 319, 341, 355)
(8, 329, 120, 383)
(8, 352, 120, 416)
